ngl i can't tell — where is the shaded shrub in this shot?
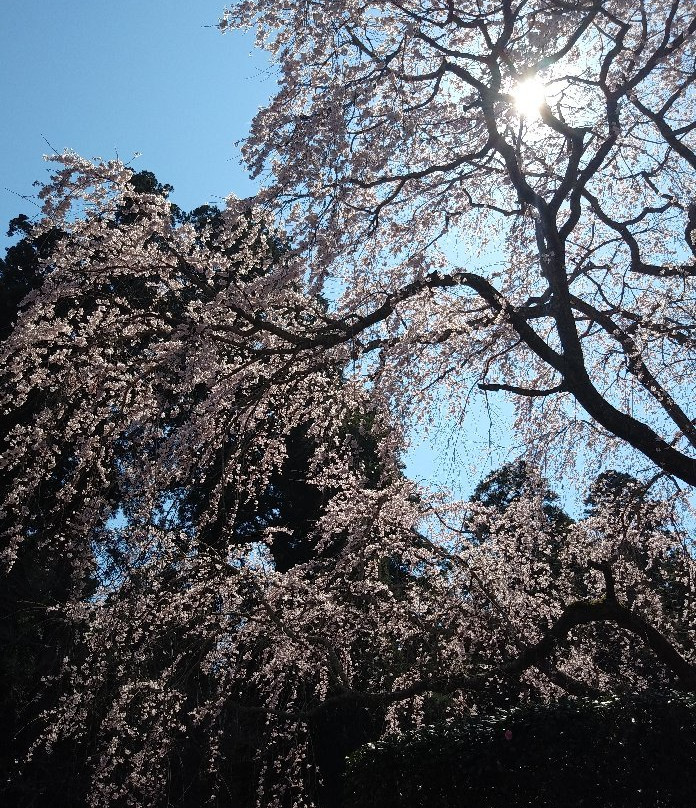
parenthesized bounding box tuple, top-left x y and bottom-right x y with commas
(344, 692, 696, 807)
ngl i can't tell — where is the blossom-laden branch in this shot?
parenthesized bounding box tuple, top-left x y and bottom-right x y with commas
(220, 0, 696, 487)
(221, 581, 696, 721)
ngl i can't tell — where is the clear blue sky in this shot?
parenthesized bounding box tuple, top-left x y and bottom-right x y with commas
(0, 1, 273, 247)
(0, 0, 518, 499)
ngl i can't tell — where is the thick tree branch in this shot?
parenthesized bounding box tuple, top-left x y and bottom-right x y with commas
(239, 593, 696, 721)
(478, 381, 566, 397)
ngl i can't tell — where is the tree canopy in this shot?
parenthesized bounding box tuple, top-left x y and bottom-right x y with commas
(1, 0, 696, 805)
(222, 0, 696, 484)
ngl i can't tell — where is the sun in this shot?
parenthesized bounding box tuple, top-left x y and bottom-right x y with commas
(512, 76, 547, 118)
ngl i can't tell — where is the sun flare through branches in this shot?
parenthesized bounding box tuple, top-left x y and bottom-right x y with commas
(511, 76, 547, 118)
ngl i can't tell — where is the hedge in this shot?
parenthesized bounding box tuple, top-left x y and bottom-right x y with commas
(344, 692, 696, 807)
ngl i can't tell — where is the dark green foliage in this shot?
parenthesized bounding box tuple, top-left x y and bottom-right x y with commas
(344, 692, 696, 808)
(584, 469, 644, 516)
(471, 460, 573, 536)
(0, 214, 63, 340)
(0, 532, 93, 800)
(1, 213, 98, 808)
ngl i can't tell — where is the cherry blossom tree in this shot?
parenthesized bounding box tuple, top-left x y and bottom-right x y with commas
(221, 0, 696, 485)
(0, 170, 367, 806)
(0, 154, 410, 806)
(0, 151, 693, 808)
(2, 0, 696, 803)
